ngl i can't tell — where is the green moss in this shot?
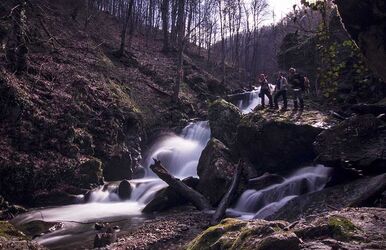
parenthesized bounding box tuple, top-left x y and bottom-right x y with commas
(0, 221, 26, 239)
(328, 215, 358, 241)
(186, 218, 247, 250)
(108, 80, 141, 114)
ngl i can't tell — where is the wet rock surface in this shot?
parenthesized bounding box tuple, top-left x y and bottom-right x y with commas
(314, 114, 386, 175)
(187, 207, 386, 250)
(0, 221, 46, 250)
(208, 99, 242, 147)
(196, 139, 237, 206)
(236, 110, 335, 174)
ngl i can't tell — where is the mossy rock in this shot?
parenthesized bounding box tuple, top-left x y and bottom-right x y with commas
(328, 215, 358, 241)
(208, 99, 241, 147)
(0, 221, 26, 239)
(187, 218, 247, 250)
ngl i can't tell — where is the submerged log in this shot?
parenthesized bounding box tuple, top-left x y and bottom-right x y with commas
(211, 160, 243, 225)
(150, 159, 212, 211)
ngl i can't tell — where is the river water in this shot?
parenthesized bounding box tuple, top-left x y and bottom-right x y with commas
(12, 90, 331, 249)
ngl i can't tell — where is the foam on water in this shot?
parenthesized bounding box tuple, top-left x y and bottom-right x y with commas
(228, 165, 332, 219)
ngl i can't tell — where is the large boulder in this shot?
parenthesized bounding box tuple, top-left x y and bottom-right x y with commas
(208, 99, 242, 147)
(187, 208, 386, 250)
(269, 173, 386, 222)
(314, 114, 386, 175)
(79, 158, 103, 187)
(335, 0, 386, 81)
(236, 110, 331, 174)
(117, 180, 132, 200)
(196, 139, 237, 206)
(103, 153, 133, 181)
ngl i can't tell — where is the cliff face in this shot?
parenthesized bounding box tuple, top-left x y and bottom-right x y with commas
(335, 0, 386, 81)
(278, 7, 385, 105)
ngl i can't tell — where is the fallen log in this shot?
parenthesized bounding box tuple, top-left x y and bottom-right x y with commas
(211, 160, 243, 225)
(150, 159, 212, 211)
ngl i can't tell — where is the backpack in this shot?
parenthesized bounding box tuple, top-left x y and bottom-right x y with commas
(294, 73, 306, 91)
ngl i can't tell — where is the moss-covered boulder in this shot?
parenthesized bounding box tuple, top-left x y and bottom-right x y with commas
(196, 139, 237, 205)
(236, 110, 331, 174)
(208, 99, 242, 147)
(188, 208, 386, 250)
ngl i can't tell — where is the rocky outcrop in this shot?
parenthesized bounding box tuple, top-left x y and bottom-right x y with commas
(196, 139, 237, 206)
(335, 0, 386, 81)
(79, 158, 103, 187)
(187, 208, 386, 250)
(314, 114, 386, 175)
(208, 99, 242, 147)
(270, 174, 386, 222)
(237, 110, 333, 174)
(0, 196, 27, 220)
(0, 221, 46, 249)
(103, 153, 133, 181)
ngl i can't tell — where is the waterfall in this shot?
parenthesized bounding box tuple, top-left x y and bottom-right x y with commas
(237, 89, 261, 114)
(228, 165, 332, 220)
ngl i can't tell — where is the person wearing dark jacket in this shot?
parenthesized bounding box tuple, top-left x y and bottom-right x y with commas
(273, 72, 288, 111)
(288, 68, 304, 111)
(258, 74, 273, 109)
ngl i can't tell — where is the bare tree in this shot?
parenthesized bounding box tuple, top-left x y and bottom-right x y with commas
(118, 0, 134, 57)
(172, 0, 185, 102)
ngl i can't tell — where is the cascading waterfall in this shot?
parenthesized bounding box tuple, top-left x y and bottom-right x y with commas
(12, 90, 332, 249)
(228, 165, 332, 220)
(237, 89, 261, 114)
(12, 121, 211, 249)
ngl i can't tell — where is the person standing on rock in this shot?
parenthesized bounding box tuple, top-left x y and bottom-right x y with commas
(257, 74, 273, 109)
(288, 68, 305, 111)
(273, 72, 288, 111)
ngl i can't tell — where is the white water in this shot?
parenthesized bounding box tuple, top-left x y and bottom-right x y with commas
(237, 90, 261, 114)
(228, 165, 332, 220)
(237, 85, 275, 114)
(12, 92, 332, 248)
(12, 121, 211, 248)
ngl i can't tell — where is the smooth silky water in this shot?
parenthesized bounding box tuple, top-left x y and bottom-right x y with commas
(12, 121, 211, 249)
(12, 90, 331, 249)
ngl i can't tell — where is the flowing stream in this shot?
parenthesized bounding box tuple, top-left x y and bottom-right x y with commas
(12, 121, 211, 249)
(12, 90, 331, 249)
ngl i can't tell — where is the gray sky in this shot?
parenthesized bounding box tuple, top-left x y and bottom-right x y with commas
(264, 0, 301, 24)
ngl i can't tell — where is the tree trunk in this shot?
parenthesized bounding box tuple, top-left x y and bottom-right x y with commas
(161, 0, 169, 52)
(150, 159, 212, 211)
(6, 0, 28, 73)
(172, 0, 185, 103)
(118, 0, 134, 57)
